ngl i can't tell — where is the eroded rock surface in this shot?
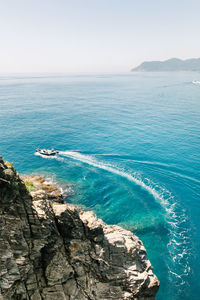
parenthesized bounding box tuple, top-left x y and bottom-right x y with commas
(0, 158, 159, 299)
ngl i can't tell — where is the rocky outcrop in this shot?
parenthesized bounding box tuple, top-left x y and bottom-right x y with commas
(0, 157, 159, 300)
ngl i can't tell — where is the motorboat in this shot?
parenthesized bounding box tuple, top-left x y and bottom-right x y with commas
(192, 80, 200, 84)
(36, 148, 59, 156)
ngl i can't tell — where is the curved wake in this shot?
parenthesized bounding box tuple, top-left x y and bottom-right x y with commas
(38, 150, 192, 286)
(59, 151, 168, 203)
(58, 151, 192, 286)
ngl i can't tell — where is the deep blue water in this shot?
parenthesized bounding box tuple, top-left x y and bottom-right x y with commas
(0, 72, 199, 299)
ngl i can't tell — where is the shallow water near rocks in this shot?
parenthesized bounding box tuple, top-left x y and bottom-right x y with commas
(0, 72, 200, 300)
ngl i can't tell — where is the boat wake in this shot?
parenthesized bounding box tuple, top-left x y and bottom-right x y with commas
(59, 151, 169, 203)
(39, 149, 192, 286)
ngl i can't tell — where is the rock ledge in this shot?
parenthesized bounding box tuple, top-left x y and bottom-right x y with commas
(0, 158, 159, 299)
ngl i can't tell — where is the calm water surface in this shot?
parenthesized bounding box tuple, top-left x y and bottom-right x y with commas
(0, 72, 199, 300)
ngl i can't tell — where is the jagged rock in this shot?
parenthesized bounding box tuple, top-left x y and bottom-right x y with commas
(0, 159, 159, 299)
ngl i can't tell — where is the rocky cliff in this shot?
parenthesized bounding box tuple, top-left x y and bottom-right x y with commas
(0, 157, 159, 300)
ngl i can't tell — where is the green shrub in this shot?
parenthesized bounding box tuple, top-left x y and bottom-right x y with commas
(5, 161, 13, 167)
(25, 180, 36, 192)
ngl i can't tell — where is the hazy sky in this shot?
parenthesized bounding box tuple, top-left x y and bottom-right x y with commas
(1, 0, 200, 73)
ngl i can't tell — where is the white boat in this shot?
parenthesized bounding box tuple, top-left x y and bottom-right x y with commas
(36, 148, 59, 156)
(192, 80, 200, 84)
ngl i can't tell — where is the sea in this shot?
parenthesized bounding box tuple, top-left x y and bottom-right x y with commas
(0, 72, 199, 300)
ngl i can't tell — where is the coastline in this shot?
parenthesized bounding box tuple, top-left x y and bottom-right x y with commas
(0, 159, 159, 299)
(21, 175, 65, 203)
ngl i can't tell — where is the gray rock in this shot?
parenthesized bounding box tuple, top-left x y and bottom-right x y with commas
(0, 160, 159, 299)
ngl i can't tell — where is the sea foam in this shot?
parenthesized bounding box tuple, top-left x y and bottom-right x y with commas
(58, 151, 192, 285)
(37, 150, 192, 286)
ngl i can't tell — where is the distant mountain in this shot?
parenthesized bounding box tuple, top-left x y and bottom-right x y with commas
(131, 58, 200, 72)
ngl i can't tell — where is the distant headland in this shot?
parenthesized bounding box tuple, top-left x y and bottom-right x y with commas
(131, 58, 200, 72)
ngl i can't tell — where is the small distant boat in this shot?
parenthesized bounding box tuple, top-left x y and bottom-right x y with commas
(192, 80, 200, 84)
(36, 148, 59, 156)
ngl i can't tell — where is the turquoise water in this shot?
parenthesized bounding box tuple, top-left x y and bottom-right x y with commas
(0, 73, 199, 299)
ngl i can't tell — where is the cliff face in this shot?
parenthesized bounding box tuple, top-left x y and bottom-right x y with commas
(0, 157, 159, 300)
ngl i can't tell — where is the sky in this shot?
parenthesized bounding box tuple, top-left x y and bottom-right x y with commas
(0, 0, 200, 73)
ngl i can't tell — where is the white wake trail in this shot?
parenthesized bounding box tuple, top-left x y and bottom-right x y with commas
(59, 151, 192, 284)
(37, 150, 191, 284)
(59, 151, 168, 204)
